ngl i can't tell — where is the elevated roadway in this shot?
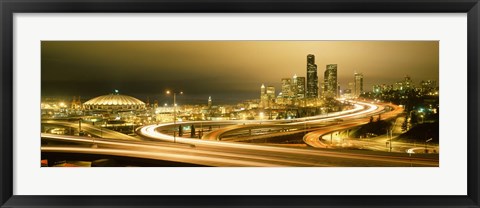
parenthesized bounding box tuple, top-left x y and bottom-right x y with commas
(42, 101, 438, 167)
(303, 103, 405, 150)
(42, 120, 141, 141)
(42, 133, 438, 167)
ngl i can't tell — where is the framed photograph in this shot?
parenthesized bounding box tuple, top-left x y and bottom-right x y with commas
(1, 0, 479, 207)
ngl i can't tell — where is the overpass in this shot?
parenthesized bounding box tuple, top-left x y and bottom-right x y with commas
(303, 103, 405, 150)
(42, 133, 438, 167)
(42, 100, 438, 167)
(42, 120, 141, 141)
(199, 101, 382, 141)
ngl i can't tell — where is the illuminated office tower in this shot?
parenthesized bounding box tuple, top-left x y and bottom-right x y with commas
(354, 72, 364, 97)
(306, 54, 319, 98)
(282, 74, 306, 100)
(324, 64, 338, 98)
(420, 80, 436, 94)
(294, 75, 306, 99)
(404, 75, 413, 90)
(260, 84, 268, 108)
(208, 96, 212, 108)
(266, 86, 276, 104)
(346, 82, 355, 98)
(281, 78, 293, 98)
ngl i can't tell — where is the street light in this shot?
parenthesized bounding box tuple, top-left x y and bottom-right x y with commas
(388, 118, 399, 152)
(166, 90, 183, 124)
(166, 90, 183, 143)
(425, 138, 433, 153)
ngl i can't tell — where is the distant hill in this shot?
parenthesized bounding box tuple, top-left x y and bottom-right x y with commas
(351, 120, 391, 138)
(397, 122, 439, 144)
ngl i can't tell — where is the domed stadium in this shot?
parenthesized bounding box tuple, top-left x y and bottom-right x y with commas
(83, 91, 145, 111)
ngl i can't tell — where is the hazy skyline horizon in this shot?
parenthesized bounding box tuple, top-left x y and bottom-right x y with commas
(42, 41, 439, 105)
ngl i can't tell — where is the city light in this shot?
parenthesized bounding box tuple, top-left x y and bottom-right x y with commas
(40, 41, 439, 167)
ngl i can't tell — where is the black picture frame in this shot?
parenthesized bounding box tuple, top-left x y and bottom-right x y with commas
(1, 0, 479, 207)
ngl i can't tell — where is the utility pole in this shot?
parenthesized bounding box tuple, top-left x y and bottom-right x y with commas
(173, 130, 176, 143)
(200, 121, 203, 139)
(425, 138, 433, 153)
(389, 129, 393, 152)
(166, 90, 183, 143)
(173, 93, 176, 124)
(389, 118, 399, 152)
(330, 133, 333, 146)
(304, 120, 307, 135)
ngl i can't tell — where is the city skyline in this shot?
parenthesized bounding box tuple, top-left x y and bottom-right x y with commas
(42, 41, 439, 104)
(40, 41, 440, 167)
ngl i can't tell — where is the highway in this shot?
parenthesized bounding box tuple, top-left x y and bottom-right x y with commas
(303, 103, 416, 152)
(42, 133, 438, 167)
(42, 100, 438, 167)
(42, 120, 141, 141)
(200, 101, 377, 141)
(133, 101, 438, 166)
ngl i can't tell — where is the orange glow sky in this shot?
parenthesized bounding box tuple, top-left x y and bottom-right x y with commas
(42, 41, 438, 104)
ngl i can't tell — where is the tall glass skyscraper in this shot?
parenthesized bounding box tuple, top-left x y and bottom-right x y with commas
(294, 75, 306, 99)
(306, 54, 318, 98)
(281, 74, 306, 100)
(281, 78, 293, 98)
(324, 64, 338, 98)
(354, 72, 364, 97)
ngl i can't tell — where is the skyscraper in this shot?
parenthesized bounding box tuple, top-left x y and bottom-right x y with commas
(260, 84, 275, 108)
(354, 72, 364, 97)
(294, 75, 306, 99)
(420, 80, 436, 94)
(306, 54, 318, 98)
(324, 64, 338, 98)
(281, 78, 293, 98)
(266, 86, 276, 108)
(260, 84, 268, 108)
(281, 74, 306, 100)
(404, 75, 413, 90)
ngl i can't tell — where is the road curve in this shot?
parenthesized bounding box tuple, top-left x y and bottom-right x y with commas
(303, 103, 404, 149)
(43, 133, 438, 167)
(42, 120, 141, 141)
(200, 101, 378, 141)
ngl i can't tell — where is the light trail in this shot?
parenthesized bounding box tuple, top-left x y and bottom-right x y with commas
(42, 120, 141, 141)
(42, 134, 332, 167)
(42, 101, 438, 167)
(197, 101, 379, 141)
(303, 103, 405, 150)
(43, 133, 438, 167)
(42, 146, 281, 167)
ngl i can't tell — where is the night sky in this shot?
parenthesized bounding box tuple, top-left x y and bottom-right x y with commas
(41, 41, 439, 105)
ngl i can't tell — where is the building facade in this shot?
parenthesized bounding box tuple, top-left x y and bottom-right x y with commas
(260, 84, 267, 108)
(306, 54, 319, 98)
(260, 84, 276, 108)
(324, 64, 338, 98)
(354, 72, 364, 97)
(294, 75, 306, 99)
(83, 92, 146, 112)
(281, 78, 293, 99)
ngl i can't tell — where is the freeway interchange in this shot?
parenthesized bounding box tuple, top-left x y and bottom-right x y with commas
(41, 100, 439, 167)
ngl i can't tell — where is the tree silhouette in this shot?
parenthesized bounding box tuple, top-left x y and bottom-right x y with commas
(178, 125, 183, 137)
(190, 124, 196, 138)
